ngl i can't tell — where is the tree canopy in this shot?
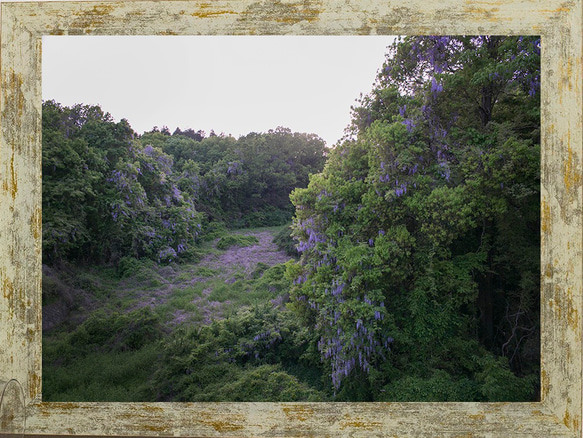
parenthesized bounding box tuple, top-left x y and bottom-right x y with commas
(42, 101, 327, 266)
(287, 36, 540, 400)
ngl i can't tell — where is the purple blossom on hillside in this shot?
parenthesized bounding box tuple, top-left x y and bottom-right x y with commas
(331, 281, 345, 296)
(529, 76, 540, 96)
(403, 118, 416, 132)
(171, 185, 182, 201)
(143, 144, 155, 156)
(227, 161, 243, 175)
(294, 274, 308, 285)
(431, 77, 443, 94)
(316, 189, 332, 201)
(157, 155, 172, 173)
(379, 172, 392, 183)
(439, 163, 451, 182)
(297, 217, 327, 252)
(158, 247, 177, 262)
(395, 181, 408, 197)
(143, 229, 156, 238)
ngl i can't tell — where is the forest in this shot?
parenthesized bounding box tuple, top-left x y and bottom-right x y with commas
(43, 35, 540, 402)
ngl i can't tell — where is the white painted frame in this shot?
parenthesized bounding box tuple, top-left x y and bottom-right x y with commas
(0, 1, 581, 436)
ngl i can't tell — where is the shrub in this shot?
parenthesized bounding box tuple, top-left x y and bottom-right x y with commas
(210, 364, 324, 401)
(117, 256, 154, 279)
(155, 304, 327, 401)
(377, 370, 480, 402)
(216, 234, 258, 250)
(252, 264, 290, 297)
(68, 307, 163, 353)
(250, 262, 270, 279)
(273, 224, 299, 257)
(201, 220, 227, 241)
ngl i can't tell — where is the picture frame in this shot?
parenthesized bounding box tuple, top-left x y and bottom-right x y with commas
(0, 0, 581, 436)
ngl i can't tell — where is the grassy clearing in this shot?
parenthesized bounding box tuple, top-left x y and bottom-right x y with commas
(42, 225, 304, 402)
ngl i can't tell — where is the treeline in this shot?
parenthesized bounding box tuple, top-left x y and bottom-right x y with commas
(42, 102, 327, 266)
(287, 36, 541, 400)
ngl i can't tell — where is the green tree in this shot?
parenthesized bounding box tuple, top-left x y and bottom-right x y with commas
(42, 101, 204, 266)
(288, 36, 540, 400)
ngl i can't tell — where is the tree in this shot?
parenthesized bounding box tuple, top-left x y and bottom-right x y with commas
(287, 36, 540, 400)
(42, 101, 204, 266)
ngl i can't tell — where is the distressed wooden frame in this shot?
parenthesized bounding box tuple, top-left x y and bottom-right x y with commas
(0, 0, 581, 436)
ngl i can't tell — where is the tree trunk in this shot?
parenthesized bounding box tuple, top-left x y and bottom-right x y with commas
(478, 250, 495, 348)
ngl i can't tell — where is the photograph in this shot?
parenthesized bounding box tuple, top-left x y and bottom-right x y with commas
(41, 35, 541, 403)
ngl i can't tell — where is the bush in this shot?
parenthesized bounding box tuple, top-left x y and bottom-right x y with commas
(476, 356, 539, 401)
(117, 256, 155, 279)
(216, 234, 258, 250)
(274, 224, 299, 257)
(210, 364, 324, 401)
(68, 307, 163, 353)
(201, 220, 227, 241)
(252, 264, 289, 297)
(42, 343, 160, 401)
(377, 370, 480, 402)
(155, 304, 327, 401)
(250, 262, 270, 279)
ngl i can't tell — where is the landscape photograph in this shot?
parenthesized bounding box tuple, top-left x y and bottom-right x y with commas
(41, 35, 541, 403)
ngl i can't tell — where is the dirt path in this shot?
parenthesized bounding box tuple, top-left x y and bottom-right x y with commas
(199, 230, 292, 278)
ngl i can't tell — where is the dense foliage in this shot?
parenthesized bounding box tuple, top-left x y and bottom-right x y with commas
(42, 102, 326, 266)
(154, 302, 326, 401)
(43, 35, 540, 403)
(287, 36, 540, 400)
(150, 127, 327, 228)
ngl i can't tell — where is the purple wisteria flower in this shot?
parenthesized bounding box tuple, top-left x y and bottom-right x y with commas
(431, 77, 443, 94)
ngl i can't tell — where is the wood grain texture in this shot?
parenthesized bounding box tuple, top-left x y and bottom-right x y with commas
(0, 0, 581, 436)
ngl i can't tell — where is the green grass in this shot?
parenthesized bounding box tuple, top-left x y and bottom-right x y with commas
(194, 267, 220, 277)
(168, 286, 204, 310)
(207, 280, 247, 303)
(43, 343, 161, 401)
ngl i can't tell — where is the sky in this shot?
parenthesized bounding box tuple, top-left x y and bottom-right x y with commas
(42, 36, 396, 147)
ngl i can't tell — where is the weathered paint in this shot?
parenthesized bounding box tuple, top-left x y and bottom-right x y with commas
(0, 0, 581, 437)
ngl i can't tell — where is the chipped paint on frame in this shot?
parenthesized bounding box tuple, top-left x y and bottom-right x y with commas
(0, 0, 581, 436)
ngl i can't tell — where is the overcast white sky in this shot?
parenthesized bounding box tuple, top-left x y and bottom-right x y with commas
(42, 36, 396, 147)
